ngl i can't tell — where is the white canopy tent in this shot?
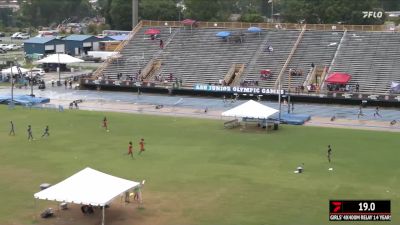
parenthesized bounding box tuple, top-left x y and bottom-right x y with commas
(1, 66, 29, 78)
(34, 167, 140, 225)
(222, 100, 279, 119)
(36, 53, 84, 64)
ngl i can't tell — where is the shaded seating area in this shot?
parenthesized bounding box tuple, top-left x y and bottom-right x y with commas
(325, 72, 351, 92)
(34, 167, 141, 225)
(222, 100, 279, 131)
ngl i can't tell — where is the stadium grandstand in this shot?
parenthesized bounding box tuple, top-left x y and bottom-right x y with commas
(81, 20, 400, 105)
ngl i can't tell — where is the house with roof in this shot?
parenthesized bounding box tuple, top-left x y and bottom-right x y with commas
(64, 34, 108, 56)
(24, 37, 65, 55)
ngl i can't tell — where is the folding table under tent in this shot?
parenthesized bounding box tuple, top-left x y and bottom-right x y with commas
(34, 167, 140, 225)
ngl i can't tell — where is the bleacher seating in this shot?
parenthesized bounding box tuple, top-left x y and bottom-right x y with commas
(330, 31, 400, 94)
(159, 28, 267, 87)
(281, 31, 344, 90)
(243, 30, 300, 89)
(102, 27, 177, 80)
(97, 25, 400, 95)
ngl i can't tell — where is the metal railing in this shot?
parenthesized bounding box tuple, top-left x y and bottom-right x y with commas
(142, 20, 391, 32)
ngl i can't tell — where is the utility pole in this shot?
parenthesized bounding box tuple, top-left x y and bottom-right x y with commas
(132, 0, 139, 27)
(278, 73, 281, 123)
(10, 62, 14, 104)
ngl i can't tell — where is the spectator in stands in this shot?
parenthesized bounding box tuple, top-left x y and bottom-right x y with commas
(160, 39, 164, 49)
(311, 62, 315, 68)
(355, 83, 360, 92)
(64, 80, 67, 88)
(169, 73, 173, 82)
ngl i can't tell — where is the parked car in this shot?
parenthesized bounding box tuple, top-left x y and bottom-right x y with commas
(0, 44, 8, 51)
(0, 32, 5, 37)
(16, 33, 30, 39)
(80, 55, 102, 63)
(11, 32, 22, 39)
(26, 68, 46, 78)
(4, 44, 21, 51)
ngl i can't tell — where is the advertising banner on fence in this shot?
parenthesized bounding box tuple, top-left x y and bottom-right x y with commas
(193, 84, 284, 95)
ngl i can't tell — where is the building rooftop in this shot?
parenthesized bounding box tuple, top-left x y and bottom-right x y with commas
(64, 35, 94, 41)
(24, 37, 56, 44)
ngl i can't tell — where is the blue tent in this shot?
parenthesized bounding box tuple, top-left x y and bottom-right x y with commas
(216, 31, 231, 38)
(248, 27, 262, 33)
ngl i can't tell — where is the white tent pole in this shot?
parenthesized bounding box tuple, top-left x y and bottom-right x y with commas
(102, 205, 105, 225)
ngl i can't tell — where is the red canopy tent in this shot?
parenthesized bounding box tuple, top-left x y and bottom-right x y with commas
(182, 19, 196, 26)
(325, 72, 351, 84)
(144, 28, 160, 35)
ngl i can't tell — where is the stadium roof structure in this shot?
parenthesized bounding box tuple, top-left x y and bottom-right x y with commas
(222, 100, 278, 119)
(34, 167, 140, 225)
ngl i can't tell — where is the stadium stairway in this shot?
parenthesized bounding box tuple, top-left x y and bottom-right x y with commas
(102, 26, 178, 80)
(281, 30, 344, 90)
(243, 30, 300, 89)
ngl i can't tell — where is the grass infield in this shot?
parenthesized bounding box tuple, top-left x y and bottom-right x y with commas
(0, 105, 398, 225)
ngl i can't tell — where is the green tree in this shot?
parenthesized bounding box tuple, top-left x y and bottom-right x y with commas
(280, 0, 383, 25)
(139, 0, 180, 21)
(109, 0, 132, 30)
(19, 0, 93, 27)
(184, 0, 230, 21)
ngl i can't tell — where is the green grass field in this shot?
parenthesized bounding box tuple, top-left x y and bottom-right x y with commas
(0, 105, 399, 225)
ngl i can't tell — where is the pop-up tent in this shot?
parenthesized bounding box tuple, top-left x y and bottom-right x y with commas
(325, 72, 351, 84)
(144, 28, 160, 35)
(216, 31, 231, 38)
(1, 66, 29, 75)
(34, 167, 140, 225)
(390, 81, 400, 94)
(36, 54, 84, 64)
(222, 100, 278, 119)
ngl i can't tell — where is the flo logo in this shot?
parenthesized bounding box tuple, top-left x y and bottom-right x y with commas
(331, 201, 342, 213)
(362, 11, 383, 19)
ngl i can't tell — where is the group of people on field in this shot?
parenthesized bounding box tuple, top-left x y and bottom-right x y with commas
(101, 117, 146, 159)
(9, 121, 49, 140)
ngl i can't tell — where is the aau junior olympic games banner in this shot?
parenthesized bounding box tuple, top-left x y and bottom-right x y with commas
(193, 84, 284, 95)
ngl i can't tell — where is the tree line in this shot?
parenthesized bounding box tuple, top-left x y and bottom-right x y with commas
(2, 0, 399, 30)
